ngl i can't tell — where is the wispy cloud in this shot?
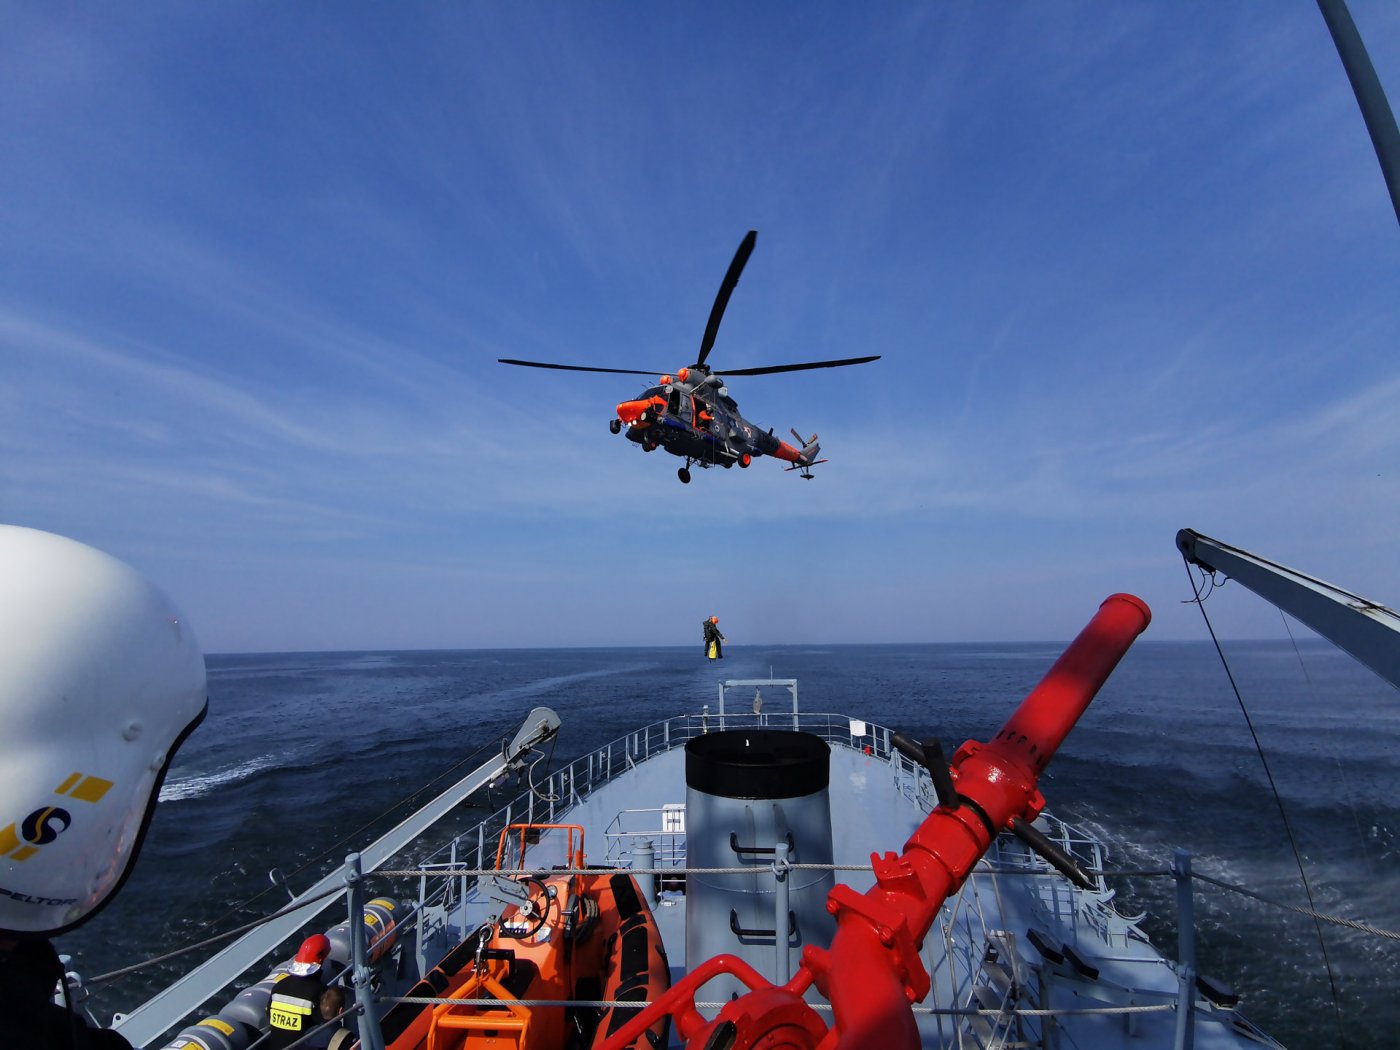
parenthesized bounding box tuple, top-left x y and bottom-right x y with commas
(3, 4, 1398, 649)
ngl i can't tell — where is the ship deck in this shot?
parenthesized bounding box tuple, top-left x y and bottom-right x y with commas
(114, 696, 1284, 1049)
(411, 702, 1277, 1049)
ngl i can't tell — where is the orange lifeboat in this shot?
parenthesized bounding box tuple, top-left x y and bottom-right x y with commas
(384, 824, 669, 1050)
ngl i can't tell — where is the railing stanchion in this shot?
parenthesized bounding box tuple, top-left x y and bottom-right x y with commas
(345, 852, 385, 1050)
(774, 839, 792, 983)
(455, 837, 468, 933)
(1172, 849, 1196, 1050)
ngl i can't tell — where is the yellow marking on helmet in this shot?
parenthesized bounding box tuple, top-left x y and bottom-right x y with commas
(56, 772, 83, 795)
(0, 824, 20, 856)
(12, 845, 38, 861)
(68, 776, 114, 803)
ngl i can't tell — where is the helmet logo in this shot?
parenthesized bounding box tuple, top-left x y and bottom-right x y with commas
(20, 807, 71, 846)
(0, 772, 113, 862)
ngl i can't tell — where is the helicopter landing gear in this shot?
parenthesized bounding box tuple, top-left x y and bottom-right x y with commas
(739, 453, 752, 468)
(642, 439, 657, 452)
(678, 467, 691, 484)
(609, 419, 622, 434)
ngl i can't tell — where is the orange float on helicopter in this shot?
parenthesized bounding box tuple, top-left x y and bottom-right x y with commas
(614, 396, 666, 427)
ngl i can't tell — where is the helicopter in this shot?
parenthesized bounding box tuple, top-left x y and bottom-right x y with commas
(499, 230, 879, 483)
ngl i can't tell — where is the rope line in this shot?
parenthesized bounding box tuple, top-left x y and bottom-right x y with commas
(205, 735, 503, 929)
(374, 863, 1097, 878)
(1280, 608, 1377, 881)
(1192, 871, 1400, 942)
(1181, 556, 1348, 1045)
(372, 864, 875, 877)
(86, 884, 348, 984)
(384, 996, 1175, 1017)
(89, 857, 1397, 988)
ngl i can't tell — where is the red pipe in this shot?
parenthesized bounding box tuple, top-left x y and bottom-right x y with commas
(809, 593, 1150, 1050)
(990, 593, 1153, 778)
(598, 594, 1151, 1050)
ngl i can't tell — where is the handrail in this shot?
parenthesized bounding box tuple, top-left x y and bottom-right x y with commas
(416, 710, 901, 874)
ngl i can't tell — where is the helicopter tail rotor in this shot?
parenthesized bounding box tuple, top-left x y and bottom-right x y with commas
(770, 427, 825, 477)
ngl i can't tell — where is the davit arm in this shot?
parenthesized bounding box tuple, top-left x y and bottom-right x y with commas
(1178, 527, 1400, 692)
(600, 593, 1152, 1050)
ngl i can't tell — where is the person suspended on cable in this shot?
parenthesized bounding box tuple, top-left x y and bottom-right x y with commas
(703, 615, 727, 660)
(0, 526, 208, 1050)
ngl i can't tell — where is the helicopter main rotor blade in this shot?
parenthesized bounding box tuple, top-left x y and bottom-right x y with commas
(696, 230, 757, 369)
(498, 358, 661, 376)
(718, 355, 881, 377)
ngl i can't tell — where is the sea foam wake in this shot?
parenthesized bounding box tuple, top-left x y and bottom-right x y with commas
(158, 755, 282, 802)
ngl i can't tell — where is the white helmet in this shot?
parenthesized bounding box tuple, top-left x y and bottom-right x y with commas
(0, 526, 207, 936)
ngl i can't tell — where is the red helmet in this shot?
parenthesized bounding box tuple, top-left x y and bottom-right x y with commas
(289, 933, 331, 976)
(710, 616, 718, 624)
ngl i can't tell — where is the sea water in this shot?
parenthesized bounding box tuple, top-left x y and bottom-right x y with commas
(58, 642, 1400, 1047)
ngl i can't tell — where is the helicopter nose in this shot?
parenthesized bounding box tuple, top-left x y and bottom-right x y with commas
(616, 399, 651, 425)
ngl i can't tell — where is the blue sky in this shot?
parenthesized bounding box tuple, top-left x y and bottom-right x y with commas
(2, 3, 1397, 652)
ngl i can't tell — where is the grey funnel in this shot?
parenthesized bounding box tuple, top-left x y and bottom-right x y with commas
(684, 730, 837, 1002)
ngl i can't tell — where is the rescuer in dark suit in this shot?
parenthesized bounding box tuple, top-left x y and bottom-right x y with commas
(266, 935, 332, 1049)
(703, 615, 726, 660)
(1, 937, 133, 1049)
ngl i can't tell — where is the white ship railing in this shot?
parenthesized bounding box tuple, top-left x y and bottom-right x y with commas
(602, 807, 688, 867)
(415, 708, 902, 876)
